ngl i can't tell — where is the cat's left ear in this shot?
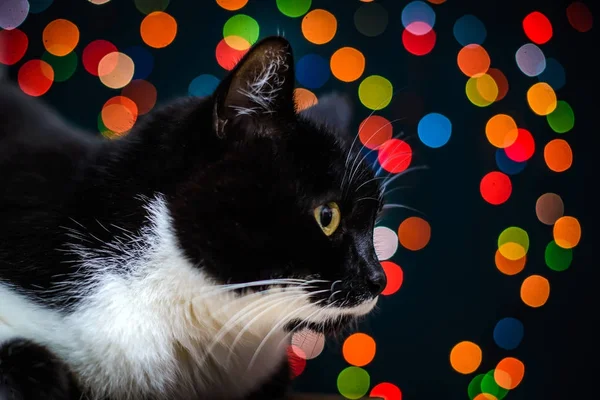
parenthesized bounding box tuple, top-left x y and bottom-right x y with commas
(212, 36, 295, 137)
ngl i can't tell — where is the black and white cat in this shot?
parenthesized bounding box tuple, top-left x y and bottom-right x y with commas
(0, 37, 387, 400)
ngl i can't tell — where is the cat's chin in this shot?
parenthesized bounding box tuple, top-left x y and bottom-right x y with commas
(283, 296, 379, 336)
(284, 316, 355, 336)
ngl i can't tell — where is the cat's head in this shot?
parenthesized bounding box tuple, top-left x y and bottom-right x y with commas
(168, 37, 386, 334)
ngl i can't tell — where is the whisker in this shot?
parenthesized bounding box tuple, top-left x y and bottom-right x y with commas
(345, 119, 406, 194)
(225, 289, 330, 367)
(381, 203, 425, 215)
(247, 299, 327, 371)
(382, 165, 429, 189)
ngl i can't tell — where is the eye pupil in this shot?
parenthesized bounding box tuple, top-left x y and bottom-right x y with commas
(320, 206, 333, 227)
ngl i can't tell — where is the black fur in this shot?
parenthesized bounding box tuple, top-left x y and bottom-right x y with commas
(0, 37, 385, 399)
(0, 339, 80, 400)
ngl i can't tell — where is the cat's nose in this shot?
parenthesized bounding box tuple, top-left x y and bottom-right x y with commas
(365, 264, 387, 297)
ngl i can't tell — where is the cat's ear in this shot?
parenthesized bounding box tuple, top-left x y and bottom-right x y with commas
(212, 36, 295, 137)
(299, 92, 353, 132)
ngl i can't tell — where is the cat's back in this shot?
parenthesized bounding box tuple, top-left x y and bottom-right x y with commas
(0, 81, 101, 209)
(0, 81, 103, 285)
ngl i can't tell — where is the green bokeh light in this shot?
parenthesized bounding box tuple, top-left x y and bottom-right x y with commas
(276, 0, 311, 18)
(358, 75, 393, 110)
(468, 373, 485, 399)
(223, 14, 259, 48)
(547, 100, 575, 133)
(481, 369, 509, 399)
(41, 51, 77, 82)
(337, 366, 370, 400)
(498, 227, 530, 260)
(545, 240, 573, 271)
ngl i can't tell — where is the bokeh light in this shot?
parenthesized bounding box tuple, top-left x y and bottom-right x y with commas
(98, 52, 135, 89)
(547, 100, 574, 133)
(418, 112, 451, 148)
(380, 261, 403, 296)
(402, 28, 436, 56)
(495, 250, 526, 276)
(287, 345, 307, 378)
(487, 68, 509, 101)
(515, 43, 546, 77)
(468, 374, 486, 400)
(330, 47, 365, 83)
(485, 114, 518, 149)
(374, 226, 399, 260)
(504, 128, 534, 162)
(567, 2, 593, 33)
(189, 74, 220, 97)
(140, 11, 177, 49)
(527, 82, 557, 116)
(217, 0, 248, 11)
(553, 216, 581, 249)
(0, 0, 30, 30)
(359, 75, 393, 110)
(495, 149, 527, 175)
(398, 216, 431, 251)
(538, 58, 566, 90)
(544, 139, 572, 172)
(302, 9, 337, 45)
(223, 14, 259, 50)
(41, 51, 77, 82)
(354, 2, 388, 37)
(296, 54, 330, 89)
(450, 341, 482, 374)
(123, 46, 154, 80)
(294, 88, 318, 111)
(480, 370, 508, 399)
(535, 193, 564, 225)
(480, 171, 512, 205)
(89, 0, 111, 4)
(101, 96, 138, 134)
(0, 28, 28, 65)
(29, 0, 54, 14)
(134, 0, 170, 15)
(522, 11, 553, 45)
(545, 240, 573, 272)
(343, 333, 376, 367)
(370, 382, 402, 400)
(401, 1, 436, 35)
(457, 44, 490, 77)
(453, 14, 487, 46)
(337, 367, 370, 400)
(520, 275, 550, 308)
(121, 80, 157, 115)
(216, 37, 249, 70)
(18, 59, 54, 97)
(291, 329, 325, 360)
(276, 0, 310, 18)
(83, 40, 118, 76)
(474, 393, 497, 400)
(498, 227, 529, 261)
(494, 357, 525, 390)
(466, 74, 498, 107)
(43, 19, 79, 57)
(359, 115, 393, 150)
(493, 317, 524, 350)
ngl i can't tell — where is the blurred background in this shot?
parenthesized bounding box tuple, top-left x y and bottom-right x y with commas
(0, 0, 594, 399)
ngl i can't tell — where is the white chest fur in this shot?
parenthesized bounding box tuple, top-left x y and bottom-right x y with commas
(0, 197, 292, 399)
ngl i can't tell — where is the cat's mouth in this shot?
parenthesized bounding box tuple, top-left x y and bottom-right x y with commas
(283, 297, 379, 335)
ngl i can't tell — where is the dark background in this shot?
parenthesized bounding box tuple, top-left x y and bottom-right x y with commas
(3, 0, 595, 398)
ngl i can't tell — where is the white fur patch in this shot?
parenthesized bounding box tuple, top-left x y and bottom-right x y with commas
(0, 195, 378, 399)
(233, 48, 289, 117)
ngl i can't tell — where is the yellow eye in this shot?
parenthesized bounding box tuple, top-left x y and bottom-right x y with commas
(314, 202, 341, 237)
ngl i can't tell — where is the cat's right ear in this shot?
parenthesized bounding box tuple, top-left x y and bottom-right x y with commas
(211, 36, 295, 138)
